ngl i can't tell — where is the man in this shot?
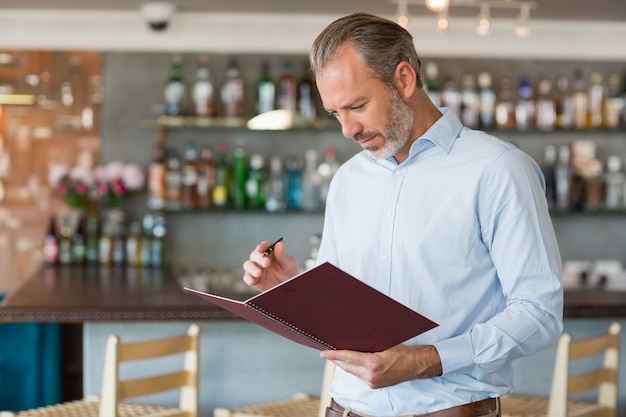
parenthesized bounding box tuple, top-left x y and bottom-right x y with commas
(243, 12, 563, 417)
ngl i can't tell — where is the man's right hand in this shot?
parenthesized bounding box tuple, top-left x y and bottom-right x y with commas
(242, 239, 299, 292)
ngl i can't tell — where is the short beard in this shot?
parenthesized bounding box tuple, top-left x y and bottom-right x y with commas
(363, 87, 414, 160)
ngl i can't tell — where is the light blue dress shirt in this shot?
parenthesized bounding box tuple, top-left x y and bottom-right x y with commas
(316, 109, 563, 416)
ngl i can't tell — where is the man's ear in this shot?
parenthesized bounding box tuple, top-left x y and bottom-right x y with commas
(394, 61, 417, 98)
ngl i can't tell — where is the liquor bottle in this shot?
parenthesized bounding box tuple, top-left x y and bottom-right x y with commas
(297, 64, 317, 121)
(98, 222, 113, 265)
(571, 69, 588, 130)
(604, 155, 624, 209)
(423, 62, 441, 107)
(140, 214, 154, 267)
(603, 73, 624, 129)
(317, 146, 340, 206)
(285, 156, 303, 211)
(164, 55, 186, 117)
(42, 215, 60, 266)
(147, 140, 166, 211)
(150, 214, 167, 268)
(85, 214, 100, 265)
(555, 145, 571, 210)
(477, 72, 496, 130)
(58, 215, 73, 265)
(196, 144, 216, 209)
(257, 61, 275, 115)
(220, 57, 245, 119)
(440, 77, 461, 117)
(212, 140, 231, 210)
(231, 142, 248, 210)
(515, 77, 536, 131)
(587, 72, 605, 129)
(535, 78, 557, 131)
(125, 221, 142, 267)
(71, 215, 87, 266)
(460, 73, 480, 129)
(555, 75, 575, 130)
(494, 78, 516, 130)
(245, 154, 266, 210)
(111, 218, 126, 266)
(265, 155, 286, 213)
(301, 149, 321, 212)
(181, 141, 200, 210)
(164, 150, 182, 211)
(276, 59, 297, 113)
(191, 54, 214, 118)
(542, 145, 557, 209)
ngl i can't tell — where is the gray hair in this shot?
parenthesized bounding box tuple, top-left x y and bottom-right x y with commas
(310, 12, 423, 90)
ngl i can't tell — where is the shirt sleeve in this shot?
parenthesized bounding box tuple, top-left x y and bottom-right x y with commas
(434, 147, 563, 377)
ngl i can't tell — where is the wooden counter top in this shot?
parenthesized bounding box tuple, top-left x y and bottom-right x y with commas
(0, 266, 243, 322)
(1, 266, 626, 322)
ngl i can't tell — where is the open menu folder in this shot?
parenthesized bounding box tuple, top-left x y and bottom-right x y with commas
(184, 262, 438, 352)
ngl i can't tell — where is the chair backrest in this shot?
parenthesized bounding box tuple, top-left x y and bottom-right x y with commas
(317, 360, 336, 417)
(99, 323, 201, 417)
(547, 321, 621, 417)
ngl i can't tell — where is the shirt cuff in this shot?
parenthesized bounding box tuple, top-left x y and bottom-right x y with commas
(433, 333, 475, 375)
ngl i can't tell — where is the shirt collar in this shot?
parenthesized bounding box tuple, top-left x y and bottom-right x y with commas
(413, 107, 463, 155)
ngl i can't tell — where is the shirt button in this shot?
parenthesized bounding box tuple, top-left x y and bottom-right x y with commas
(395, 170, 403, 177)
(382, 255, 389, 261)
(386, 210, 392, 217)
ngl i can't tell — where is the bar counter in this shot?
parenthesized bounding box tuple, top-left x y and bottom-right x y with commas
(1, 265, 626, 322)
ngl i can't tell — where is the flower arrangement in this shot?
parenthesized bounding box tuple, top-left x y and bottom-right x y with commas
(48, 161, 145, 210)
(93, 161, 146, 209)
(48, 164, 93, 209)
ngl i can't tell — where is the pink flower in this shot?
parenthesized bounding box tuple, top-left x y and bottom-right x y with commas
(121, 163, 145, 190)
(48, 164, 69, 188)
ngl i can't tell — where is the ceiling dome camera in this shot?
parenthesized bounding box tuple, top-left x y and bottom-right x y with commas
(140, 2, 176, 32)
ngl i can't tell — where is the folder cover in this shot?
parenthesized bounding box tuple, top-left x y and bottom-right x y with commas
(184, 262, 438, 352)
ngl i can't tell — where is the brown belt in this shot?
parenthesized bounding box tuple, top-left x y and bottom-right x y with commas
(327, 398, 498, 417)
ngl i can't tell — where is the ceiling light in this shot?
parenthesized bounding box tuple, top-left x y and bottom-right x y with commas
(515, 3, 531, 38)
(437, 8, 449, 32)
(396, 0, 410, 29)
(476, 2, 490, 36)
(425, 0, 450, 13)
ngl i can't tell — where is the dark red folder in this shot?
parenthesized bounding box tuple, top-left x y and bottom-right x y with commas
(184, 262, 438, 352)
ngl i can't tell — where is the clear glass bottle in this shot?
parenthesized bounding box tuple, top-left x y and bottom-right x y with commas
(535, 78, 557, 131)
(477, 72, 496, 130)
(297, 64, 317, 121)
(317, 146, 340, 206)
(181, 141, 200, 210)
(125, 221, 142, 267)
(460, 73, 480, 129)
(164, 150, 182, 211)
(494, 78, 516, 130)
(220, 57, 245, 119)
(440, 77, 461, 117)
(265, 155, 286, 213)
(604, 155, 624, 209)
(301, 149, 321, 212)
(164, 55, 186, 116)
(276, 58, 297, 113)
(587, 71, 605, 129)
(191, 54, 214, 117)
(515, 76, 535, 131)
(555, 145, 571, 210)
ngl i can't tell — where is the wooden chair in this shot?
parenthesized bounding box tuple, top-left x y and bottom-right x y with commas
(6, 323, 201, 417)
(501, 321, 621, 417)
(213, 360, 335, 417)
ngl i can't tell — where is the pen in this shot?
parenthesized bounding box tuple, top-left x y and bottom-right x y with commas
(263, 237, 284, 257)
